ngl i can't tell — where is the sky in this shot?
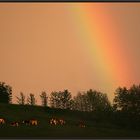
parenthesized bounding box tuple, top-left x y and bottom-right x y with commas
(0, 3, 140, 104)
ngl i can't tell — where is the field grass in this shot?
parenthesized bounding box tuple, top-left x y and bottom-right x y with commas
(0, 103, 140, 138)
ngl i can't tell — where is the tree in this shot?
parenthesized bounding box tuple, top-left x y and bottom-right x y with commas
(114, 85, 140, 113)
(68, 99, 75, 110)
(86, 89, 111, 112)
(73, 92, 88, 111)
(27, 93, 36, 105)
(40, 91, 48, 107)
(0, 82, 12, 104)
(73, 89, 111, 112)
(50, 91, 61, 108)
(113, 87, 128, 111)
(128, 85, 140, 115)
(113, 85, 140, 128)
(16, 92, 25, 105)
(49, 90, 72, 109)
(61, 89, 72, 109)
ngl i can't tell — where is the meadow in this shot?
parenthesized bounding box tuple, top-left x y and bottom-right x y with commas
(0, 103, 140, 138)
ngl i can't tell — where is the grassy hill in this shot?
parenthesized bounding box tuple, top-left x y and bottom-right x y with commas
(0, 103, 140, 138)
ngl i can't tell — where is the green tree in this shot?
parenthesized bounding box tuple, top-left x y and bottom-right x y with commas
(0, 82, 12, 104)
(16, 92, 25, 105)
(40, 91, 48, 107)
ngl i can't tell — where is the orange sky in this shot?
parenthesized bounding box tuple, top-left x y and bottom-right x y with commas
(0, 3, 140, 104)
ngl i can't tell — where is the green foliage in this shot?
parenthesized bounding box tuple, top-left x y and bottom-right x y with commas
(0, 82, 12, 104)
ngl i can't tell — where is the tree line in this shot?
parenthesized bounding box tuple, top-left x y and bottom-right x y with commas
(0, 82, 111, 111)
(0, 81, 140, 129)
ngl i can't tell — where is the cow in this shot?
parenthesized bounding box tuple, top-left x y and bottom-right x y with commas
(22, 120, 30, 125)
(50, 118, 58, 125)
(29, 119, 38, 125)
(50, 118, 66, 126)
(58, 119, 66, 125)
(22, 119, 38, 126)
(10, 122, 19, 127)
(0, 118, 5, 124)
(79, 121, 86, 128)
(79, 124, 86, 128)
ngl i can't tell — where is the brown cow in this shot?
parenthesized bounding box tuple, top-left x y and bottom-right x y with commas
(50, 118, 58, 125)
(22, 119, 38, 126)
(50, 118, 66, 126)
(0, 118, 5, 124)
(79, 121, 86, 128)
(30, 119, 38, 125)
(22, 120, 30, 125)
(10, 122, 19, 127)
(58, 119, 66, 125)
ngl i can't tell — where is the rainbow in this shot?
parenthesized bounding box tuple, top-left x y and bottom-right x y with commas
(67, 3, 132, 95)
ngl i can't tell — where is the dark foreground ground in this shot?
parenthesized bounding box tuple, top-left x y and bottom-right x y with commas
(0, 103, 140, 138)
(1, 125, 140, 138)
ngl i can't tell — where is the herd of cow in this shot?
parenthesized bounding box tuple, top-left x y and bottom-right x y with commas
(0, 118, 86, 128)
(0, 118, 38, 126)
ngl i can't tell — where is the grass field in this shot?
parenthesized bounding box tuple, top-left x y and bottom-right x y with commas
(0, 103, 140, 138)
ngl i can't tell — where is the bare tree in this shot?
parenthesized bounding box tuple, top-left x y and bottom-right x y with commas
(27, 93, 36, 105)
(49, 91, 61, 108)
(61, 90, 72, 109)
(16, 92, 25, 105)
(40, 91, 48, 107)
